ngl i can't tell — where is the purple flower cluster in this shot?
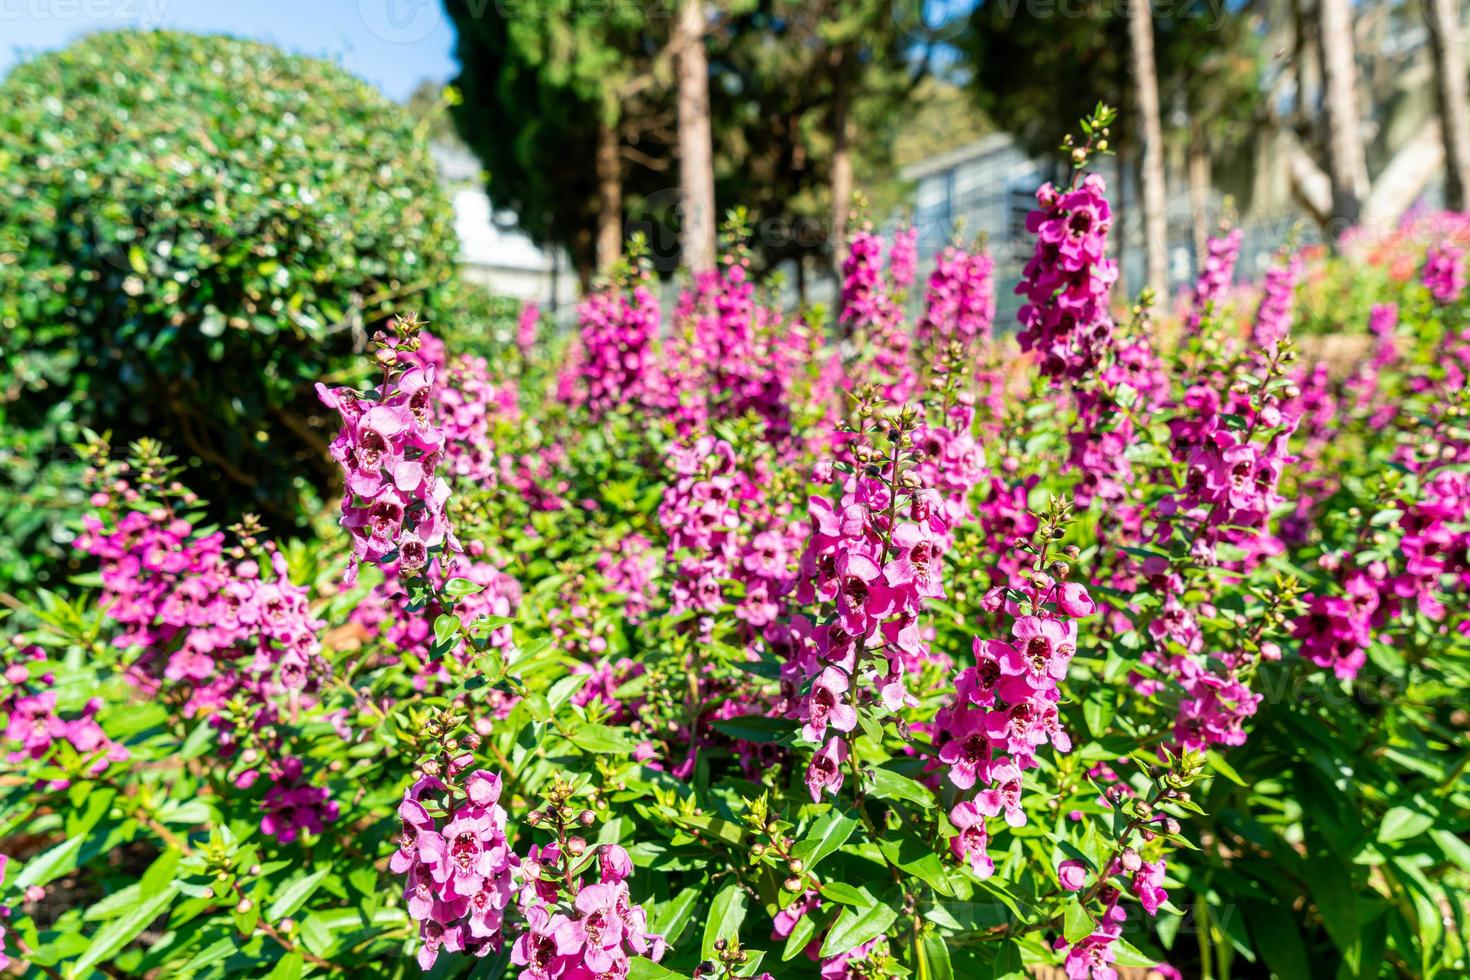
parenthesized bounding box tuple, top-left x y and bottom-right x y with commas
(317, 364, 458, 584)
(440, 352, 518, 487)
(916, 244, 996, 355)
(1186, 229, 1242, 333)
(512, 843, 665, 980)
(73, 502, 325, 708)
(887, 225, 919, 293)
(569, 282, 660, 419)
(1250, 251, 1302, 354)
(933, 582, 1095, 876)
(791, 458, 952, 801)
(1157, 385, 1297, 562)
(3, 646, 129, 790)
(1016, 175, 1119, 381)
(71, 500, 334, 839)
(517, 301, 541, 355)
(840, 225, 917, 403)
(1423, 243, 1466, 304)
(393, 769, 517, 969)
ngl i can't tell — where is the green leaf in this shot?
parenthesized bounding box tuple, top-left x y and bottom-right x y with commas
(628, 960, 689, 980)
(1248, 902, 1310, 980)
(782, 903, 829, 960)
(818, 881, 871, 906)
(792, 810, 859, 870)
(1302, 854, 1358, 956)
(709, 715, 796, 743)
(567, 722, 635, 754)
(68, 878, 180, 977)
(1378, 806, 1433, 843)
(434, 613, 461, 647)
(1110, 937, 1162, 967)
(649, 889, 700, 944)
(918, 930, 954, 980)
(265, 951, 304, 980)
(443, 577, 485, 598)
(1063, 901, 1095, 944)
(267, 867, 331, 922)
(15, 834, 85, 890)
(1431, 828, 1470, 873)
(1206, 751, 1247, 787)
(1083, 693, 1115, 738)
(702, 883, 747, 959)
(868, 766, 935, 808)
(819, 896, 898, 958)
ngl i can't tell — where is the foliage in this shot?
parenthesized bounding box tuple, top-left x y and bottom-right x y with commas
(3, 131, 1469, 979)
(446, 0, 932, 277)
(958, 0, 1262, 185)
(0, 30, 461, 590)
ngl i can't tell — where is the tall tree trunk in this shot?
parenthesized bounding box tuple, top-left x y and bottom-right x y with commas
(675, 0, 716, 273)
(1128, 0, 1168, 299)
(829, 44, 855, 273)
(1187, 124, 1212, 266)
(1426, 0, 1470, 210)
(1318, 0, 1368, 226)
(595, 115, 623, 274)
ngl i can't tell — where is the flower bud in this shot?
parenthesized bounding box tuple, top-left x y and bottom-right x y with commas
(567, 836, 587, 856)
(783, 877, 804, 892)
(236, 898, 253, 914)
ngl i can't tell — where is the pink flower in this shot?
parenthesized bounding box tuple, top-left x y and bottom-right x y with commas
(1058, 860, 1087, 891)
(1056, 583, 1096, 618)
(806, 736, 848, 802)
(1063, 932, 1119, 980)
(948, 801, 994, 878)
(800, 666, 858, 743)
(1132, 859, 1168, 915)
(976, 761, 1027, 828)
(510, 905, 582, 979)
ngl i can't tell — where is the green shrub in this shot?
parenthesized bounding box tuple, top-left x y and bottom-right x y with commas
(0, 29, 461, 588)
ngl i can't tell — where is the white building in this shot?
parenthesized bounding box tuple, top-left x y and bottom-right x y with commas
(432, 142, 578, 311)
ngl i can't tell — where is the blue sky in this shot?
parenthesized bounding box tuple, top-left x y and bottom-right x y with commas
(0, 0, 458, 101)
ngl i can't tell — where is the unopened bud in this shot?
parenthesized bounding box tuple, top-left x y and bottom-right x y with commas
(783, 877, 803, 892)
(567, 836, 587, 856)
(236, 898, 253, 914)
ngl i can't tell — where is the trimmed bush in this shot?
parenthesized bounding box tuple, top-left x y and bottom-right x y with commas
(0, 29, 461, 587)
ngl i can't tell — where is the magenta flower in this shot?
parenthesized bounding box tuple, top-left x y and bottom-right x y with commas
(947, 801, 994, 878)
(976, 761, 1027, 828)
(1131, 860, 1168, 915)
(510, 905, 582, 980)
(1058, 860, 1087, 891)
(1056, 583, 1096, 618)
(799, 666, 858, 743)
(806, 736, 848, 802)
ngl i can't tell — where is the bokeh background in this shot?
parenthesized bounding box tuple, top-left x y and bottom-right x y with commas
(1, 0, 1457, 586)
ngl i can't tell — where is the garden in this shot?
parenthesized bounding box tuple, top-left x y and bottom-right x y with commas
(1, 18, 1468, 980)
